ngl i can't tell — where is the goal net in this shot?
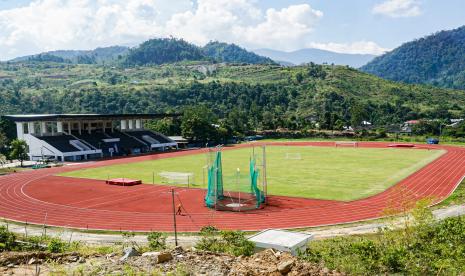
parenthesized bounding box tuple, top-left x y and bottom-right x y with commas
(285, 153, 302, 160)
(159, 172, 194, 185)
(335, 141, 359, 148)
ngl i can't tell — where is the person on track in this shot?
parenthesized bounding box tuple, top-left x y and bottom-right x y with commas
(176, 203, 183, 216)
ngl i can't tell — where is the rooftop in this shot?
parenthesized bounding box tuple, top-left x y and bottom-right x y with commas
(2, 113, 180, 122)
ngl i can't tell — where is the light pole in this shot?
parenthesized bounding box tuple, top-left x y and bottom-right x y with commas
(171, 189, 178, 246)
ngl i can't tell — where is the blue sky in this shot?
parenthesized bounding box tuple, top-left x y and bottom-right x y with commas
(0, 0, 464, 60)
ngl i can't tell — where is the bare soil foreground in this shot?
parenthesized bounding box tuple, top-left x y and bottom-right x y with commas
(0, 247, 342, 275)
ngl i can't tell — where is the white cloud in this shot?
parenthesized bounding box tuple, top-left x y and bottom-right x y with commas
(372, 0, 422, 18)
(236, 4, 323, 50)
(307, 41, 390, 55)
(166, 1, 323, 51)
(0, 0, 193, 60)
(0, 0, 388, 60)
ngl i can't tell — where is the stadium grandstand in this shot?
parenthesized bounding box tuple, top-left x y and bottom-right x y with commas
(3, 114, 178, 161)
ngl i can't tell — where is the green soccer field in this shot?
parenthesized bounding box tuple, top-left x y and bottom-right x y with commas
(60, 146, 444, 201)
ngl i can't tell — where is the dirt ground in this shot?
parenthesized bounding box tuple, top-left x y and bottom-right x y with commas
(0, 247, 342, 275)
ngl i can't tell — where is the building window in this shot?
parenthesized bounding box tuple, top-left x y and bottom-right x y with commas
(23, 123, 29, 134)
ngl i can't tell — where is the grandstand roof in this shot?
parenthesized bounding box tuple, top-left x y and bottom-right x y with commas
(2, 113, 179, 122)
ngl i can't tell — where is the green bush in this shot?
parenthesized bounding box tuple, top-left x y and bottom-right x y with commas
(195, 226, 254, 256)
(47, 237, 68, 253)
(299, 204, 465, 275)
(0, 226, 16, 251)
(220, 230, 255, 257)
(147, 232, 167, 251)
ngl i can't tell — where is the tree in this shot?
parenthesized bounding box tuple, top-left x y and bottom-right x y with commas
(295, 72, 304, 83)
(181, 106, 219, 143)
(0, 154, 6, 168)
(0, 131, 7, 154)
(9, 139, 28, 167)
(145, 118, 180, 136)
(226, 107, 249, 135)
(350, 102, 368, 128)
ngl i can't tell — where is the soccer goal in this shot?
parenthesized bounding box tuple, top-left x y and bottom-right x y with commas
(285, 153, 302, 160)
(159, 171, 194, 186)
(335, 141, 359, 148)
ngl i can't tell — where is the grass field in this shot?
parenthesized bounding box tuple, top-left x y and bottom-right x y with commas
(60, 146, 444, 201)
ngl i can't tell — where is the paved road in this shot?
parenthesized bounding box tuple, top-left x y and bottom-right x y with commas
(2, 204, 464, 247)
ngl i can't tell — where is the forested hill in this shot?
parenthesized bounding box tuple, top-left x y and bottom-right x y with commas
(11, 46, 129, 64)
(202, 42, 274, 64)
(124, 38, 206, 66)
(361, 25, 465, 90)
(10, 38, 275, 66)
(124, 38, 275, 66)
(1, 62, 464, 132)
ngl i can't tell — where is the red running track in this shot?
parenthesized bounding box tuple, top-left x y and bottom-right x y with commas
(0, 142, 464, 232)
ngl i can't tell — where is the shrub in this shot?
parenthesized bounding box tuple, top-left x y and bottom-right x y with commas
(299, 205, 465, 275)
(220, 230, 255, 257)
(195, 226, 254, 256)
(147, 232, 167, 251)
(47, 237, 68, 253)
(0, 226, 16, 251)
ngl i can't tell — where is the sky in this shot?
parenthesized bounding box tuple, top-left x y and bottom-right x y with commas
(0, 0, 464, 60)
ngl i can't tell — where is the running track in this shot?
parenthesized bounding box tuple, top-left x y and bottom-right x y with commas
(0, 142, 464, 232)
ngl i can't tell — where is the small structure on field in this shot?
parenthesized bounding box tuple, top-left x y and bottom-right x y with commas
(248, 229, 314, 256)
(106, 178, 142, 186)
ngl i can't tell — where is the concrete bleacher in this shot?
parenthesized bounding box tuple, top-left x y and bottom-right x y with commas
(109, 131, 147, 152)
(72, 132, 111, 150)
(8, 113, 179, 161)
(38, 135, 82, 153)
(127, 130, 172, 143)
(126, 130, 177, 149)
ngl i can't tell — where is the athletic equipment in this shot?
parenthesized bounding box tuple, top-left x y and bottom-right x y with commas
(285, 153, 302, 160)
(159, 171, 194, 186)
(205, 146, 266, 211)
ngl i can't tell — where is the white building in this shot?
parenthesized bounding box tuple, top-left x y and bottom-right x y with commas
(4, 114, 178, 161)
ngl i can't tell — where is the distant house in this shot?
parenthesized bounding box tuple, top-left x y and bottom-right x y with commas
(405, 120, 420, 126)
(449, 119, 464, 127)
(401, 120, 421, 134)
(356, 120, 373, 130)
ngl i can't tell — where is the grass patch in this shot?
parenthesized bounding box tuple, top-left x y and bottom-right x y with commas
(0, 167, 28, 175)
(436, 179, 465, 207)
(61, 146, 442, 201)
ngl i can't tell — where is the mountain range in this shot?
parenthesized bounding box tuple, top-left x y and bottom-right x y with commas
(9, 39, 375, 68)
(9, 39, 275, 66)
(253, 48, 376, 68)
(11, 46, 129, 64)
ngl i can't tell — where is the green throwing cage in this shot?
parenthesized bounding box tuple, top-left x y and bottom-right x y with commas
(205, 146, 267, 211)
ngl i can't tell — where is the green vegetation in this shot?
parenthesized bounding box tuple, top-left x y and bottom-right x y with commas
(1, 61, 465, 138)
(124, 38, 274, 66)
(437, 179, 465, 207)
(0, 226, 16, 251)
(362, 25, 465, 90)
(8, 139, 28, 167)
(61, 146, 442, 201)
(125, 38, 207, 66)
(202, 41, 274, 64)
(196, 226, 255, 257)
(0, 225, 79, 253)
(12, 46, 129, 64)
(147, 232, 167, 251)
(300, 202, 465, 275)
